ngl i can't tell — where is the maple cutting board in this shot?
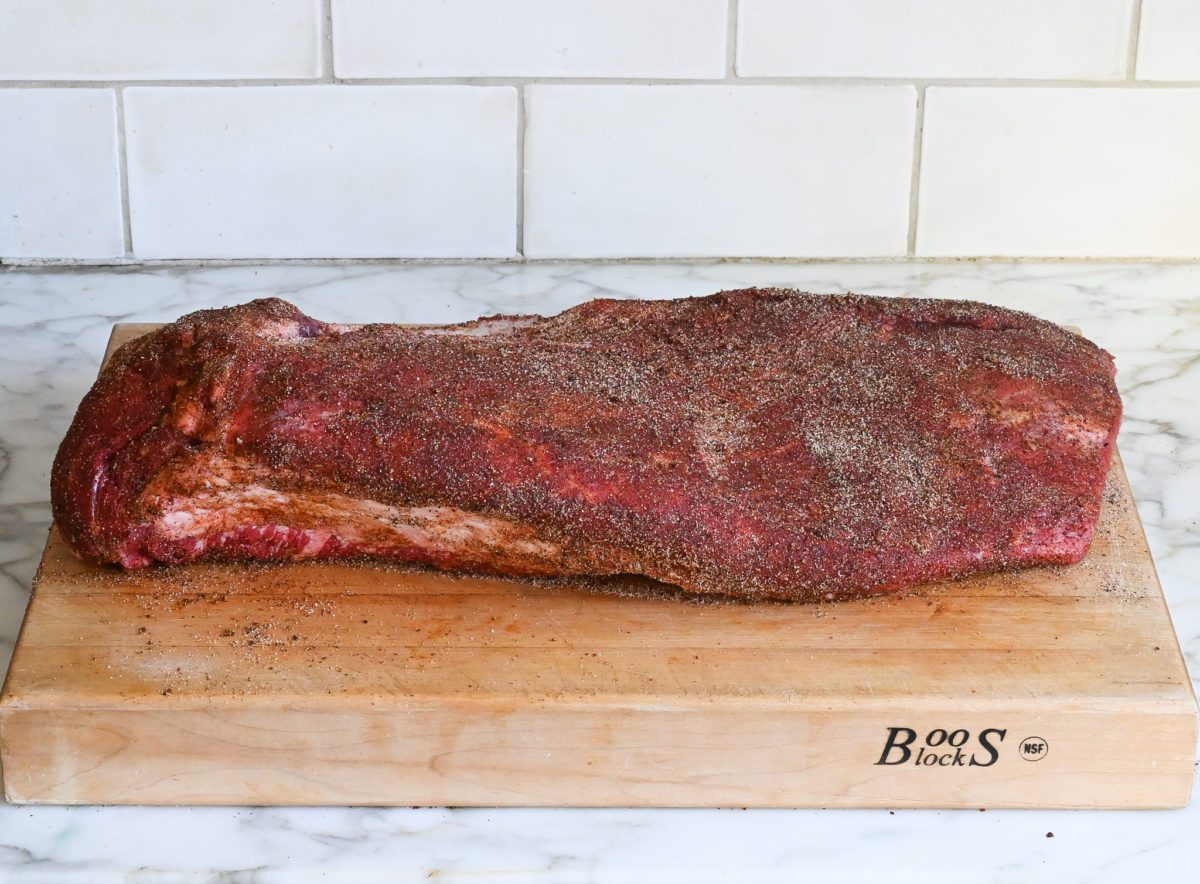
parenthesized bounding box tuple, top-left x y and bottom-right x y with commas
(0, 325, 1195, 808)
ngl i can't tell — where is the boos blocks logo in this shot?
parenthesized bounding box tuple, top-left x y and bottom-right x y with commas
(873, 727, 1052, 767)
(874, 727, 1009, 767)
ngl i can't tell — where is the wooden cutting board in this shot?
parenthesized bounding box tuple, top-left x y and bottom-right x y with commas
(0, 325, 1195, 808)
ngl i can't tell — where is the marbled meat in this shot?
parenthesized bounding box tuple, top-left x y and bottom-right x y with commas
(51, 291, 1122, 601)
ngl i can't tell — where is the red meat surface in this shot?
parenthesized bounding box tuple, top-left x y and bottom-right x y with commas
(51, 291, 1122, 601)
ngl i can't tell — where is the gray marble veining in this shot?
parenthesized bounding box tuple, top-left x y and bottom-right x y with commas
(0, 261, 1197, 882)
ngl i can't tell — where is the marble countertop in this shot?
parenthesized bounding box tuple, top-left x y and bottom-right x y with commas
(1, 261, 1197, 882)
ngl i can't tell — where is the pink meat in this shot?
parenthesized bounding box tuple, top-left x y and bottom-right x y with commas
(50, 291, 1122, 601)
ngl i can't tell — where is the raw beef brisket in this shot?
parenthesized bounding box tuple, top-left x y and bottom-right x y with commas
(51, 291, 1122, 601)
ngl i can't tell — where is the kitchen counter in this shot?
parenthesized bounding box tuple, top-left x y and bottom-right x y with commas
(1, 261, 1197, 882)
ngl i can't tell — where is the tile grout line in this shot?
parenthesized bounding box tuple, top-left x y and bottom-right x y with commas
(113, 88, 134, 257)
(10, 256, 1200, 270)
(1127, 0, 1145, 80)
(8, 76, 1200, 90)
(726, 0, 739, 78)
(515, 87, 526, 257)
(322, 0, 336, 81)
(906, 86, 927, 257)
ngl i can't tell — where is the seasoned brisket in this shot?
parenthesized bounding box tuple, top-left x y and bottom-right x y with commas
(51, 291, 1122, 601)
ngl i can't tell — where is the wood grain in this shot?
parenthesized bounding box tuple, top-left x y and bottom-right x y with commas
(1, 324, 1195, 807)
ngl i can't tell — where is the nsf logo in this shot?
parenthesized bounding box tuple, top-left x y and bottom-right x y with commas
(1020, 736, 1049, 761)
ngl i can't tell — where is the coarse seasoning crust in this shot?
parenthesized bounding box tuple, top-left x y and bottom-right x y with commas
(51, 290, 1122, 602)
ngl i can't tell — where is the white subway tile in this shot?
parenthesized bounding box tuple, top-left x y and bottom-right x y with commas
(738, 0, 1132, 79)
(125, 87, 516, 259)
(0, 1, 321, 80)
(524, 86, 916, 258)
(333, 0, 726, 78)
(0, 90, 123, 259)
(917, 88, 1200, 257)
(1137, 0, 1200, 80)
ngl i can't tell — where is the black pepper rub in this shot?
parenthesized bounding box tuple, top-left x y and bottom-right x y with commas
(51, 290, 1122, 602)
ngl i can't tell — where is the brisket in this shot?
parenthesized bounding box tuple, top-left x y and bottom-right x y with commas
(51, 291, 1122, 601)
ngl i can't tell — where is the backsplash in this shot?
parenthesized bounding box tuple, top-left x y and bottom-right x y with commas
(3, 0, 1199, 262)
